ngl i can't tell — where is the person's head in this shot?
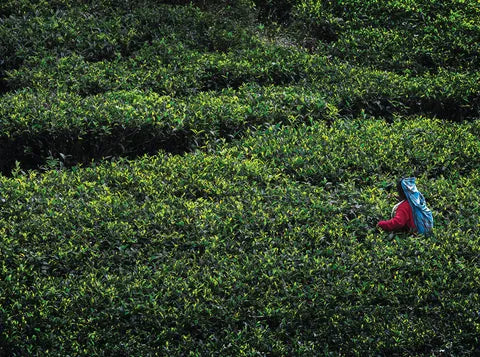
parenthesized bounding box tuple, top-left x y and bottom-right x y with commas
(397, 178, 406, 200)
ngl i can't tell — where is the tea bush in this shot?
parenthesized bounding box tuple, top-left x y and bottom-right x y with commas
(6, 44, 479, 117)
(1, 119, 479, 355)
(1, 0, 480, 355)
(238, 117, 480, 183)
(290, 0, 480, 73)
(0, 2, 256, 72)
(2, 64, 478, 174)
(0, 86, 334, 174)
(4, 44, 318, 95)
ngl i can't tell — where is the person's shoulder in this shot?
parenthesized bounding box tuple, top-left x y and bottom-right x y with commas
(399, 200, 412, 212)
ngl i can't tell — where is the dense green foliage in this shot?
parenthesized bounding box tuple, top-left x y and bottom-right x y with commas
(2, 119, 480, 355)
(1, 0, 479, 355)
(1, 0, 479, 173)
(275, 0, 480, 73)
(0, 85, 335, 173)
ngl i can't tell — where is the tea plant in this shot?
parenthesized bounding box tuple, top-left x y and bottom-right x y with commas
(1, 123, 479, 355)
(1, 0, 480, 355)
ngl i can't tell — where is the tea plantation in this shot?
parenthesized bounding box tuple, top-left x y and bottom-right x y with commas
(0, 0, 479, 355)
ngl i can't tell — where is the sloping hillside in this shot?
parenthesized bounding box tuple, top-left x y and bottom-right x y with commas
(0, 1, 479, 355)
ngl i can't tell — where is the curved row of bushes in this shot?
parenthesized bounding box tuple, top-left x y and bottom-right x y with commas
(0, 85, 334, 174)
(4, 43, 316, 95)
(1, 118, 479, 355)
(0, 2, 256, 74)
(235, 117, 480, 228)
(2, 64, 479, 174)
(238, 117, 480, 183)
(271, 0, 480, 73)
(6, 41, 479, 115)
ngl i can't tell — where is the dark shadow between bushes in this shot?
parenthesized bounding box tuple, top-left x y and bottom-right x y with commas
(0, 127, 192, 177)
(0, 75, 9, 95)
(341, 95, 479, 122)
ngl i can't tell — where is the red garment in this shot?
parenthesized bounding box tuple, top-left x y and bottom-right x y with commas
(377, 200, 416, 232)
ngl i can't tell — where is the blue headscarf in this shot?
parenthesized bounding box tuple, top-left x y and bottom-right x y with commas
(401, 177, 433, 235)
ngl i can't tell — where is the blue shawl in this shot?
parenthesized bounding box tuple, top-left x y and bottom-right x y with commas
(401, 177, 433, 235)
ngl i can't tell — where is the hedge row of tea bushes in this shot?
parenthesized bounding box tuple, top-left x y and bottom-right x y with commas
(239, 117, 480, 183)
(0, 1, 256, 97)
(2, 64, 479, 173)
(1, 117, 480, 355)
(273, 0, 480, 74)
(236, 118, 480, 229)
(0, 2, 256, 71)
(6, 45, 480, 118)
(2, 0, 478, 84)
(0, 85, 335, 174)
(5, 43, 320, 95)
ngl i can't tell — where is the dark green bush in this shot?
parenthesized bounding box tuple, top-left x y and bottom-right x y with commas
(237, 117, 480, 183)
(253, 0, 296, 22)
(0, 86, 334, 174)
(3, 53, 479, 173)
(1, 123, 479, 355)
(0, 2, 257, 73)
(5, 42, 322, 94)
(289, 0, 480, 73)
(6, 46, 479, 121)
(1, 0, 480, 355)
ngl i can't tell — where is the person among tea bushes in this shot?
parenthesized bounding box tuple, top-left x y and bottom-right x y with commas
(377, 177, 433, 235)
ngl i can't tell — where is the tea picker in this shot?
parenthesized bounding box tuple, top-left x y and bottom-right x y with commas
(377, 177, 433, 235)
